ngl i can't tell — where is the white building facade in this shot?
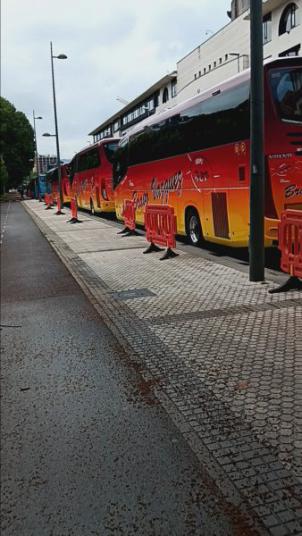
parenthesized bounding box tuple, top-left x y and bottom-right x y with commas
(176, 0, 301, 101)
(89, 0, 301, 141)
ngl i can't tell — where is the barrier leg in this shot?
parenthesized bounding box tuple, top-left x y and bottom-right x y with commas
(117, 227, 130, 235)
(67, 199, 82, 223)
(143, 242, 163, 254)
(69, 217, 82, 224)
(122, 229, 140, 237)
(55, 199, 65, 216)
(56, 199, 64, 215)
(269, 276, 302, 294)
(160, 248, 179, 261)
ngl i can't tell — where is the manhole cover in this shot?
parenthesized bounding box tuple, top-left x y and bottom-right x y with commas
(111, 288, 156, 301)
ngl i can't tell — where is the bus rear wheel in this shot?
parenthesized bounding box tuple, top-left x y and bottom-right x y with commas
(186, 208, 203, 246)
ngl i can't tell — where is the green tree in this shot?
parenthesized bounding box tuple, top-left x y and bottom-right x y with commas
(0, 158, 9, 194)
(0, 97, 35, 189)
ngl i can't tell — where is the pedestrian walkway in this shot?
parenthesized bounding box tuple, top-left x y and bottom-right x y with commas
(24, 200, 302, 536)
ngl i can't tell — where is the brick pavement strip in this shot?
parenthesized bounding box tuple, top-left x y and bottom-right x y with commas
(23, 201, 302, 535)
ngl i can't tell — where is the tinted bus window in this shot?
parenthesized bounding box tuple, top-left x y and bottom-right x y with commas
(46, 168, 58, 182)
(128, 81, 250, 166)
(78, 148, 100, 171)
(69, 157, 77, 180)
(270, 67, 302, 123)
(113, 141, 128, 187)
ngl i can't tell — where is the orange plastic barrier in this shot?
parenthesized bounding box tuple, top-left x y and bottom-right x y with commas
(68, 198, 81, 223)
(279, 210, 302, 278)
(45, 193, 53, 210)
(55, 196, 64, 216)
(123, 200, 136, 231)
(118, 200, 138, 235)
(270, 209, 302, 293)
(144, 204, 178, 260)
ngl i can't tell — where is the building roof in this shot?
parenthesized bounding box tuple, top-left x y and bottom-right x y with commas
(88, 72, 177, 136)
(244, 0, 286, 19)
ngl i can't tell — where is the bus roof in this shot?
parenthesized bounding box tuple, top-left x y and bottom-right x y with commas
(121, 56, 302, 143)
(75, 137, 120, 157)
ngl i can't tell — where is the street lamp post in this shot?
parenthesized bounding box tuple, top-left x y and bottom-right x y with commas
(50, 41, 67, 209)
(33, 111, 42, 200)
(249, 0, 265, 282)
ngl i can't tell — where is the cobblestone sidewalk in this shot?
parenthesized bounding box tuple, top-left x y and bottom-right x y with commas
(24, 200, 302, 536)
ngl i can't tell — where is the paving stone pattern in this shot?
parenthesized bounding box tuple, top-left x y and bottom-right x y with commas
(24, 201, 302, 535)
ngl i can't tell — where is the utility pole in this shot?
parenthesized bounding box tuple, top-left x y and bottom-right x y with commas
(50, 42, 67, 207)
(249, 0, 265, 282)
(33, 111, 42, 200)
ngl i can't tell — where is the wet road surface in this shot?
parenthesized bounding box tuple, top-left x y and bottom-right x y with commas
(1, 202, 248, 535)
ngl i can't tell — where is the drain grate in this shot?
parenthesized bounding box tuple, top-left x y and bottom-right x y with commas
(111, 288, 157, 301)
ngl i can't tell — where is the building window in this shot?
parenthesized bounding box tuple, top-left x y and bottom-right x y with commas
(263, 12, 272, 43)
(214, 61, 217, 68)
(208, 64, 211, 70)
(148, 98, 155, 110)
(204, 67, 206, 74)
(225, 54, 228, 61)
(163, 87, 169, 103)
(219, 57, 222, 64)
(279, 44, 301, 56)
(279, 3, 298, 35)
(171, 80, 177, 98)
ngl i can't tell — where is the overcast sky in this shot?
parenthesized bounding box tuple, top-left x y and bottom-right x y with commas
(3, 0, 229, 159)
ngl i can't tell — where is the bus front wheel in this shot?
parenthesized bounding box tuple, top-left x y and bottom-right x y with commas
(186, 208, 203, 246)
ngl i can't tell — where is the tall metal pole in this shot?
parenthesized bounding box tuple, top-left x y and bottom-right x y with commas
(33, 111, 41, 200)
(249, 0, 265, 282)
(50, 41, 63, 206)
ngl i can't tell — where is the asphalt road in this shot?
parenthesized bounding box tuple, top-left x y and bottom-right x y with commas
(1, 202, 244, 535)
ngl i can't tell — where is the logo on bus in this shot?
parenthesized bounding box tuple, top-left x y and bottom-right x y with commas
(133, 191, 149, 209)
(285, 184, 302, 199)
(234, 142, 246, 155)
(151, 171, 183, 203)
(269, 153, 293, 160)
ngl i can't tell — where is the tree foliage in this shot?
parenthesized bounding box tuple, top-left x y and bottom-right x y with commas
(0, 158, 9, 194)
(0, 97, 35, 189)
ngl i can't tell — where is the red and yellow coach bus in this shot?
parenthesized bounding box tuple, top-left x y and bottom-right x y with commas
(113, 57, 302, 247)
(69, 139, 119, 214)
(46, 163, 72, 204)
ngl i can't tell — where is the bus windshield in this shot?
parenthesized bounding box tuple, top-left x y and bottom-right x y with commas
(270, 67, 302, 123)
(103, 142, 119, 163)
(112, 140, 128, 188)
